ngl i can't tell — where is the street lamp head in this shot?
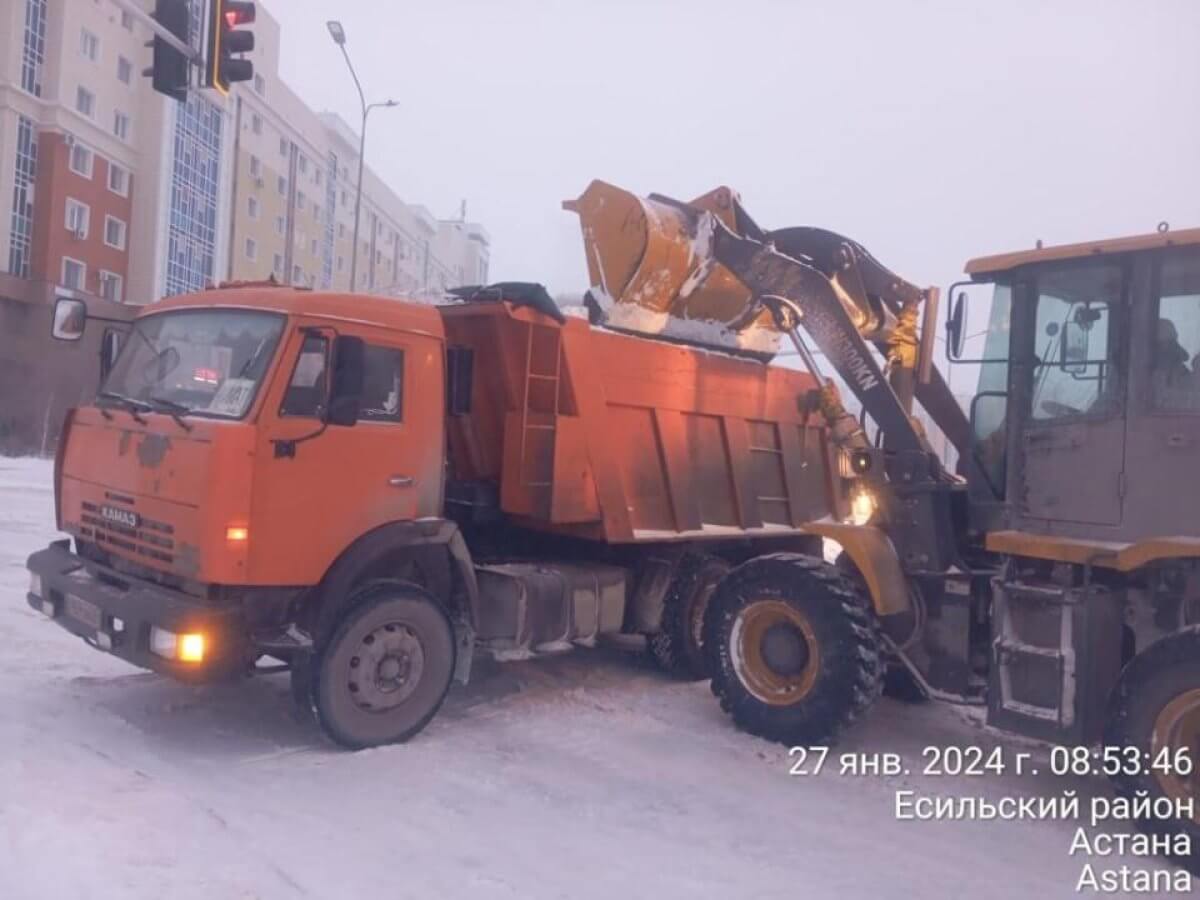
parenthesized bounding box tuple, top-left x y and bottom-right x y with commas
(326, 20, 346, 45)
(384, 99, 399, 107)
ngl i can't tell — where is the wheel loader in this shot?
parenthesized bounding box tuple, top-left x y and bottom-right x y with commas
(567, 181, 1200, 870)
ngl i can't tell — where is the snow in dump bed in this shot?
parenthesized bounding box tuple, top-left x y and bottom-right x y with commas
(0, 457, 1179, 898)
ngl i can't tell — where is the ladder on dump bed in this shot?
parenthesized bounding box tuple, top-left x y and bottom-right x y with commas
(518, 322, 563, 492)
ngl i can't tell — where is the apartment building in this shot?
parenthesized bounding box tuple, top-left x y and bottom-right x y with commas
(0, 0, 489, 452)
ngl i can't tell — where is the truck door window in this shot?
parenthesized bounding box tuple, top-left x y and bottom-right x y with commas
(360, 345, 404, 422)
(1150, 253, 1200, 412)
(280, 334, 329, 418)
(1030, 262, 1124, 421)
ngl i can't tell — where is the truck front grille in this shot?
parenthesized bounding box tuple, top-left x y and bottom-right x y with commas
(79, 500, 176, 566)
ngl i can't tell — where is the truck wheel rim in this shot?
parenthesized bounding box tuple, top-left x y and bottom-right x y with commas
(347, 622, 425, 713)
(730, 600, 819, 707)
(1152, 687, 1200, 824)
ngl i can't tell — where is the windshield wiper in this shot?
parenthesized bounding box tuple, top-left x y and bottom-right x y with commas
(146, 395, 194, 432)
(96, 391, 150, 424)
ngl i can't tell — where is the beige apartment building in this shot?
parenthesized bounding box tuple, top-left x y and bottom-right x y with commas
(0, 0, 489, 452)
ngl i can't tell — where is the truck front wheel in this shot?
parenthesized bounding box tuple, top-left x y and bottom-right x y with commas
(704, 554, 883, 745)
(313, 582, 455, 749)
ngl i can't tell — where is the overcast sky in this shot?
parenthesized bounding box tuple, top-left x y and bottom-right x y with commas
(266, 0, 1199, 308)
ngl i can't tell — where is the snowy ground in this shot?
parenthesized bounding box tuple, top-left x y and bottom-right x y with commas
(0, 457, 1178, 899)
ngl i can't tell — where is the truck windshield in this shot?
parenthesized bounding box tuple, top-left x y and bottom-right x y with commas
(101, 309, 285, 420)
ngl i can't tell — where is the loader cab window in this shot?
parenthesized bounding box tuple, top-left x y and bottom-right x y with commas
(360, 345, 404, 423)
(280, 334, 329, 418)
(1150, 253, 1200, 412)
(1030, 262, 1124, 421)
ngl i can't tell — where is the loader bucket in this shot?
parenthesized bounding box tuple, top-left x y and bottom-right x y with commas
(564, 180, 781, 357)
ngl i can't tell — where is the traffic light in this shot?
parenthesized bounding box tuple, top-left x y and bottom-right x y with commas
(148, 0, 190, 102)
(206, 0, 256, 95)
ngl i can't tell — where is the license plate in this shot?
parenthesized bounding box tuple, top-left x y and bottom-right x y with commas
(66, 594, 103, 631)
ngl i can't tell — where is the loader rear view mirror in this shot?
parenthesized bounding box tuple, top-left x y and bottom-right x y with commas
(946, 292, 967, 360)
(51, 297, 87, 342)
(327, 335, 365, 426)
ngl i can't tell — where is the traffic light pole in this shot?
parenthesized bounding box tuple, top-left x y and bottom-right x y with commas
(109, 0, 203, 64)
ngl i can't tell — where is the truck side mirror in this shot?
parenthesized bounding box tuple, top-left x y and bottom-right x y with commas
(946, 291, 967, 360)
(327, 335, 365, 426)
(99, 329, 124, 380)
(52, 297, 87, 341)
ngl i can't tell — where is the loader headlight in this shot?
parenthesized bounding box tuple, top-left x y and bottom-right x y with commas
(849, 487, 878, 527)
(29, 572, 43, 600)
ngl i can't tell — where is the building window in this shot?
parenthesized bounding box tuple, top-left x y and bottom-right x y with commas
(340, 190, 347, 207)
(273, 253, 283, 275)
(311, 238, 318, 255)
(103, 215, 127, 250)
(275, 215, 285, 235)
(121, 9, 134, 30)
(279, 137, 288, 157)
(338, 223, 345, 238)
(69, 142, 94, 178)
(99, 270, 123, 303)
(164, 78, 225, 297)
(117, 55, 132, 84)
(8, 116, 38, 277)
(337, 256, 344, 272)
(251, 114, 263, 135)
(62, 257, 86, 291)
(65, 198, 90, 238)
(113, 110, 130, 141)
(292, 265, 302, 282)
(253, 73, 265, 95)
(249, 154, 261, 177)
(248, 195, 259, 218)
(315, 169, 322, 186)
(277, 175, 287, 195)
(76, 86, 96, 118)
(21, 0, 47, 96)
(296, 191, 306, 210)
(108, 163, 129, 196)
(245, 237, 257, 260)
(80, 28, 99, 61)
(298, 155, 308, 175)
(312, 204, 321, 223)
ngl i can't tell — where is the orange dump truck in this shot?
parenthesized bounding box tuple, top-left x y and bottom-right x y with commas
(25, 282, 877, 747)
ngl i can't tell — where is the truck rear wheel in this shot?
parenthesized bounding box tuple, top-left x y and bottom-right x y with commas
(649, 554, 730, 680)
(704, 554, 883, 745)
(1104, 628, 1200, 875)
(313, 582, 455, 749)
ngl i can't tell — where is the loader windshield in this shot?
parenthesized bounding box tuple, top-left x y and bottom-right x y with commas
(101, 309, 285, 420)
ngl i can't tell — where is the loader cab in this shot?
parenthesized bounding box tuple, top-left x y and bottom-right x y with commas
(950, 229, 1200, 543)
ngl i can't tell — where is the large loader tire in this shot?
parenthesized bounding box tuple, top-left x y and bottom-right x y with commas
(649, 554, 731, 680)
(1103, 628, 1200, 876)
(704, 553, 883, 746)
(833, 550, 926, 703)
(313, 582, 455, 749)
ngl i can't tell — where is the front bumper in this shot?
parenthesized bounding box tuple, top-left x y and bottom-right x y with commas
(26, 540, 248, 681)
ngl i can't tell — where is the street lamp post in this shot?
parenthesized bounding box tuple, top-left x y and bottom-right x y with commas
(327, 21, 397, 293)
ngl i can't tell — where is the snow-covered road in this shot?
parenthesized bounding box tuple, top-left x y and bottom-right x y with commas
(0, 457, 1174, 898)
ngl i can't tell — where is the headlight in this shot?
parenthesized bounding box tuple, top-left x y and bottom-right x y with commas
(149, 627, 207, 663)
(29, 572, 43, 600)
(849, 487, 877, 526)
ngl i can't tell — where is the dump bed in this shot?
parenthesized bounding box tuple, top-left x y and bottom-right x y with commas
(440, 300, 838, 544)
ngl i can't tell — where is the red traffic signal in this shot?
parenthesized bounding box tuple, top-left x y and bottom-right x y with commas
(206, 0, 256, 95)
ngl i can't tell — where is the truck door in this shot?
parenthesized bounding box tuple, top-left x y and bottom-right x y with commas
(1019, 260, 1127, 526)
(1121, 248, 1200, 535)
(248, 320, 445, 586)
